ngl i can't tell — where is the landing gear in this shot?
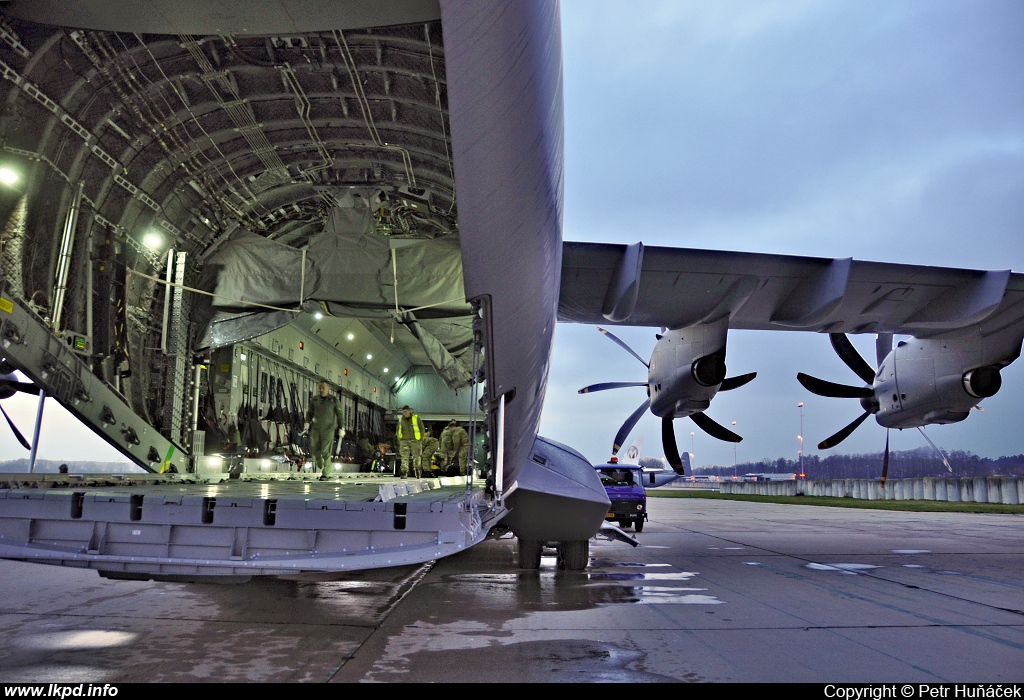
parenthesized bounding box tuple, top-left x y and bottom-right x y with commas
(556, 540, 589, 571)
(517, 538, 543, 569)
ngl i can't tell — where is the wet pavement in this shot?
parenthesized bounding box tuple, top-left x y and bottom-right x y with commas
(0, 497, 1022, 682)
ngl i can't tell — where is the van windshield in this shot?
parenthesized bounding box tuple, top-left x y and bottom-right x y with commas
(598, 468, 637, 486)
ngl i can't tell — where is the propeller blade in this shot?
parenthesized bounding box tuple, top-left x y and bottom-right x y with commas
(917, 426, 952, 473)
(719, 372, 757, 392)
(875, 333, 893, 368)
(0, 404, 30, 450)
(612, 398, 651, 455)
(579, 381, 647, 394)
(690, 411, 742, 443)
(830, 333, 876, 385)
(817, 411, 871, 449)
(1, 380, 38, 395)
(661, 415, 685, 474)
(597, 327, 649, 368)
(797, 373, 874, 399)
(880, 429, 890, 488)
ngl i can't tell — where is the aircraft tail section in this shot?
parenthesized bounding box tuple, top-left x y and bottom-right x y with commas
(671, 450, 691, 476)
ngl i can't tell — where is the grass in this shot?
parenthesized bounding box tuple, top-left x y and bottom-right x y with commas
(646, 489, 1024, 514)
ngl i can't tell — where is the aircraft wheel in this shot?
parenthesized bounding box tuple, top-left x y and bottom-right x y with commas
(556, 540, 589, 571)
(518, 538, 542, 569)
(634, 518, 644, 533)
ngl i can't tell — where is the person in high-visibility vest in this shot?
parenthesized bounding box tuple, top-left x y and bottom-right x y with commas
(396, 405, 423, 478)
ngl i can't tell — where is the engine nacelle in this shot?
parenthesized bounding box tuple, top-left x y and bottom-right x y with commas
(873, 333, 1017, 430)
(962, 366, 1001, 398)
(648, 318, 729, 418)
(0, 361, 18, 400)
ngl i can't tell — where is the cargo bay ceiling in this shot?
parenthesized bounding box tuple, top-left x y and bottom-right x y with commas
(0, 0, 474, 427)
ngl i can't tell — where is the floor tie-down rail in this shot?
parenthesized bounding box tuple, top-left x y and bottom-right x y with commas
(0, 476, 505, 579)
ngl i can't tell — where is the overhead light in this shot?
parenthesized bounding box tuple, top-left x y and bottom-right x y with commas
(314, 312, 323, 320)
(143, 232, 163, 249)
(383, 367, 389, 373)
(239, 353, 247, 361)
(0, 167, 19, 186)
(347, 333, 354, 340)
(366, 354, 373, 360)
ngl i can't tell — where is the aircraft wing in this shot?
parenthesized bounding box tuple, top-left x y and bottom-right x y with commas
(559, 242, 1024, 338)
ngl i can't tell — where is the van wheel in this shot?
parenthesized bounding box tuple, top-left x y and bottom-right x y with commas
(518, 538, 542, 569)
(634, 518, 644, 533)
(556, 540, 589, 570)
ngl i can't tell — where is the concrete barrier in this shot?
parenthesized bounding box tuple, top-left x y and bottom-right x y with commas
(986, 477, 1002, 504)
(960, 479, 973, 503)
(718, 476, 1024, 504)
(999, 477, 1018, 505)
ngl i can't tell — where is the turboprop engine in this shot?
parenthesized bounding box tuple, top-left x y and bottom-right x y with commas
(798, 331, 1021, 484)
(0, 360, 37, 450)
(578, 319, 756, 471)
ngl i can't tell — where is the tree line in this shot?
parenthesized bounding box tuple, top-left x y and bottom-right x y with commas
(695, 447, 1024, 479)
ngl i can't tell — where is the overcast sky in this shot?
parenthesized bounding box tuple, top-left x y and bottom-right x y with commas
(1, 2, 1022, 471)
(540, 0, 1024, 468)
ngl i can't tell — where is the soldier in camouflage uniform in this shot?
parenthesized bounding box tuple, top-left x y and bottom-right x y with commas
(440, 419, 470, 476)
(420, 427, 440, 474)
(395, 405, 424, 478)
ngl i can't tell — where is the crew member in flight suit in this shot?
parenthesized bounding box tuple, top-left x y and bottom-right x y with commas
(396, 405, 423, 478)
(440, 419, 470, 476)
(305, 380, 344, 479)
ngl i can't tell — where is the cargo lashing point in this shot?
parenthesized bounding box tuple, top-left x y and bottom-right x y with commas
(201, 497, 216, 524)
(393, 502, 407, 530)
(70, 492, 84, 519)
(130, 494, 143, 521)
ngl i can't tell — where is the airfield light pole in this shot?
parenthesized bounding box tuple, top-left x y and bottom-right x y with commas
(732, 421, 737, 472)
(798, 402, 805, 479)
(690, 431, 695, 468)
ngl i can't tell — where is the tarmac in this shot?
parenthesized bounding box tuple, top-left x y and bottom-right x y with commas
(0, 496, 1021, 683)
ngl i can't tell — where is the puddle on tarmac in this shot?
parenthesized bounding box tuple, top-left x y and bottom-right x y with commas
(439, 559, 721, 610)
(632, 593, 724, 605)
(588, 572, 699, 582)
(0, 665, 110, 683)
(363, 638, 687, 683)
(892, 549, 931, 554)
(590, 559, 671, 568)
(17, 631, 137, 651)
(744, 562, 763, 566)
(903, 564, 926, 568)
(805, 563, 881, 574)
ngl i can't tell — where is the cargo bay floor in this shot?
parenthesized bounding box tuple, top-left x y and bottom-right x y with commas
(0, 496, 1022, 682)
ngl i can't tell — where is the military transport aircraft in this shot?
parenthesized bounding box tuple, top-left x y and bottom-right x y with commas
(0, 1, 1019, 576)
(617, 438, 690, 489)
